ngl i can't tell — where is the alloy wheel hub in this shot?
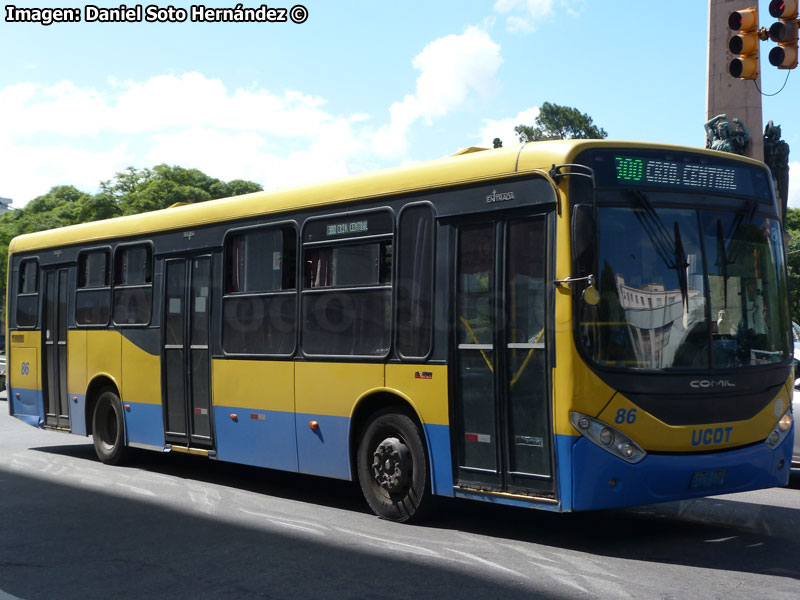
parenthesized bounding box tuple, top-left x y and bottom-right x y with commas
(372, 437, 411, 493)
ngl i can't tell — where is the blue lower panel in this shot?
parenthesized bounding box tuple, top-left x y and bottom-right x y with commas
(556, 434, 578, 512)
(424, 423, 453, 497)
(123, 402, 165, 449)
(215, 406, 298, 472)
(69, 394, 87, 436)
(296, 413, 350, 480)
(9, 387, 44, 427)
(569, 432, 793, 511)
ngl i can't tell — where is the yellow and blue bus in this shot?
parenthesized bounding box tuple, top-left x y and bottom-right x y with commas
(6, 140, 795, 521)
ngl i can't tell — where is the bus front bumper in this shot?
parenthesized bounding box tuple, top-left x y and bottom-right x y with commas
(569, 431, 792, 511)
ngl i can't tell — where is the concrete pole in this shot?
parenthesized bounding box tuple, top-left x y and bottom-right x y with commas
(706, 0, 764, 161)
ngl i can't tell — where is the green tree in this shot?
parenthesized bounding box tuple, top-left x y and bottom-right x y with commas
(515, 101, 607, 143)
(0, 166, 263, 320)
(785, 208, 800, 321)
(784, 207, 800, 231)
(211, 179, 263, 198)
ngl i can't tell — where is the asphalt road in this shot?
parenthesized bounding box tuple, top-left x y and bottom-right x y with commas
(1, 405, 799, 600)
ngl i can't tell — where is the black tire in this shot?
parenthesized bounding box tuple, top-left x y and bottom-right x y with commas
(357, 408, 431, 522)
(92, 389, 128, 465)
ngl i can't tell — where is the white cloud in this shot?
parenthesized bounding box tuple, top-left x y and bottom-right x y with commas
(0, 140, 132, 203)
(372, 26, 503, 157)
(0, 73, 336, 139)
(0, 27, 503, 206)
(493, 0, 582, 33)
(0, 81, 107, 137)
(145, 124, 362, 192)
(478, 106, 541, 148)
(0, 73, 370, 205)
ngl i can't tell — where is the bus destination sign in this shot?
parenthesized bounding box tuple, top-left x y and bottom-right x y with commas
(614, 155, 737, 192)
(326, 219, 368, 237)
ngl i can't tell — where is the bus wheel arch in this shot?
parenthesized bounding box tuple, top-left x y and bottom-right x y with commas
(351, 393, 432, 522)
(85, 377, 128, 465)
(84, 376, 119, 435)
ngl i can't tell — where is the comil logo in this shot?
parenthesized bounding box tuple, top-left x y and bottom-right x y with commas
(689, 379, 736, 389)
(486, 190, 515, 204)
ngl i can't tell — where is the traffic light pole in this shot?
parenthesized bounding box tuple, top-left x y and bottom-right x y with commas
(706, 0, 764, 161)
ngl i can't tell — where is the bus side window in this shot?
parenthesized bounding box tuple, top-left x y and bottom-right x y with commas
(113, 245, 153, 325)
(16, 259, 39, 328)
(76, 249, 111, 326)
(222, 225, 297, 356)
(301, 210, 393, 357)
(396, 205, 434, 358)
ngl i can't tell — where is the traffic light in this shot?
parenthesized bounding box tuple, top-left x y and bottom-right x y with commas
(768, 0, 799, 69)
(728, 7, 761, 79)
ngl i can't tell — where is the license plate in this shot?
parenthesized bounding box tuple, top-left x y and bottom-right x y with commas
(690, 469, 727, 489)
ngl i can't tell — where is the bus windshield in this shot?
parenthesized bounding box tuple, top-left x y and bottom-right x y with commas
(578, 193, 791, 370)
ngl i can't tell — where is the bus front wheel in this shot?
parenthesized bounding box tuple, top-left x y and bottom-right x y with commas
(357, 409, 431, 522)
(92, 389, 128, 465)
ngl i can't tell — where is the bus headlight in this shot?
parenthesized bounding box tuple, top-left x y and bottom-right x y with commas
(778, 412, 792, 432)
(570, 412, 647, 464)
(765, 410, 792, 450)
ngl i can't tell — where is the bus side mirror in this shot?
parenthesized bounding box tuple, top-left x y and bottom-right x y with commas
(572, 203, 598, 305)
(583, 284, 600, 306)
(572, 204, 596, 272)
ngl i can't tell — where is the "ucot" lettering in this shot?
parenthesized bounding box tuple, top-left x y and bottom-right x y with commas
(691, 426, 733, 446)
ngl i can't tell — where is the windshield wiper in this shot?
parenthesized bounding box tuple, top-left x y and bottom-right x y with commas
(715, 219, 735, 307)
(628, 191, 679, 271)
(627, 190, 691, 325)
(723, 197, 757, 265)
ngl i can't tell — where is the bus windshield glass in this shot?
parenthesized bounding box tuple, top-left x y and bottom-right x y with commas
(574, 150, 789, 371)
(580, 198, 790, 370)
(580, 201, 789, 369)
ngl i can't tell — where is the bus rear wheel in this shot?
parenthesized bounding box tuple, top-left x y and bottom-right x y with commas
(92, 389, 128, 465)
(357, 409, 431, 522)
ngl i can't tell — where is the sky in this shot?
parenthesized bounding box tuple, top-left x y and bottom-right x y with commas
(1, 0, 799, 209)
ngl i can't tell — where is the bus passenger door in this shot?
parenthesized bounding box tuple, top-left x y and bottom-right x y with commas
(453, 214, 556, 499)
(42, 268, 70, 429)
(163, 255, 214, 449)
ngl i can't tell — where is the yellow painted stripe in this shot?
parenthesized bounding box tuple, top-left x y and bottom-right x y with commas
(384, 364, 449, 426)
(67, 330, 87, 397)
(85, 330, 121, 392)
(212, 359, 294, 412)
(10, 347, 39, 391)
(120, 335, 161, 405)
(10, 141, 759, 254)
(295, 362, 384, 417)
(597, 386, 791, 452)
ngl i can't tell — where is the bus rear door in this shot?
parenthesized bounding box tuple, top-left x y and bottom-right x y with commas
(42, 267, 70, 430)
(162, 254, 215, 450)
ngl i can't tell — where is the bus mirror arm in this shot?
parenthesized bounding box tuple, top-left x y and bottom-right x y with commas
(554, 274, 595, 289)
(549, 164, 596, 217)
(549, 163, 595, 184)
